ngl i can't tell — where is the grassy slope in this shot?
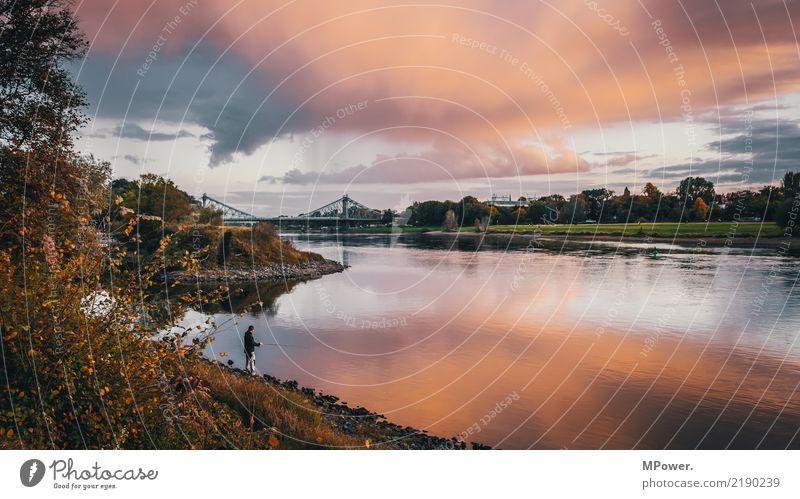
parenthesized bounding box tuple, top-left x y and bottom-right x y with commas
(225, 225, 323, 267)
(177, 224, 324, 269)
(190, 361, 456, 449)
(190, 361, 362, 449)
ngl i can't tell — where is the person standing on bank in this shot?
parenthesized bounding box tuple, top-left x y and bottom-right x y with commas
(243, 325, 262, 375)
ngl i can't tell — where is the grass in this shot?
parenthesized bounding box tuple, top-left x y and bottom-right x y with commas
(186, 223, 323, 268)
(484, 221, 783, 238)
(191, 361, 362, 449)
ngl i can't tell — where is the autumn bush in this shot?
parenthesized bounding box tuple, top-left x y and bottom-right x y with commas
(0, 191, 352, 449)
(227, 223, 324, 267)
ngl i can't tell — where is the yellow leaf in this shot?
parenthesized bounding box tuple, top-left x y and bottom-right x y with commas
(364, 439, 370, 449)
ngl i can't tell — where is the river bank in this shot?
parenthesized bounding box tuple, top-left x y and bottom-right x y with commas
(421, 229, 797, 249)
(167, 258, 346, 283)
(196, 360, 485, 450)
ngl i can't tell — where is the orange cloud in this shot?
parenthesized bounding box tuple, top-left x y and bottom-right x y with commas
(74, 0, 800, 174)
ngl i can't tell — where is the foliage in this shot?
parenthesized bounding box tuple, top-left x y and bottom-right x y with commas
(191, 362, 360, 449)
(691, 197, 709, 221)
(775, 198, 799, 231)
(580, 188, 613, 221)
(0, 0, 87, 150)
(677, 176, 716, 205)
(112, 174, 220, 227)
(109, 175, 324, 268)
(232, 223, 322, 267)
(558, 195, 587, 223)
(400, 172, 799, 231)
(781, 171, 799, 199)
(1, 185, 217, 448)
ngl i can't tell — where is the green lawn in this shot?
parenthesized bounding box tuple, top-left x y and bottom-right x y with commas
(485, 221, 783, 238)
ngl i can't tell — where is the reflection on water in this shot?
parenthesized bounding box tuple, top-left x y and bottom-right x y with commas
(186, 234, 800, 449)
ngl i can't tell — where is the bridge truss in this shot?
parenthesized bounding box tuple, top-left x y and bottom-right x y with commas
(201, 193, 384, 227)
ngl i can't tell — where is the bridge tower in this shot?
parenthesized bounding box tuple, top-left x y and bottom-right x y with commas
(341, 194, 350, 219)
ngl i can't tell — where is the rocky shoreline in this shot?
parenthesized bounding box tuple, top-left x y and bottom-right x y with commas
(167, 258, 346, 283)
(214, 362, 490, 450)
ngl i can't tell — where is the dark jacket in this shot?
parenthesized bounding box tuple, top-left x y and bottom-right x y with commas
(244, 330, 259, 354)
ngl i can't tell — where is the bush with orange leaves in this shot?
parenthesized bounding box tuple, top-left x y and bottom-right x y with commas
(0, 176, 226, 448)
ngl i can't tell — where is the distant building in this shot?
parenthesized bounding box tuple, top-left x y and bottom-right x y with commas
(486, 194, 528, 208)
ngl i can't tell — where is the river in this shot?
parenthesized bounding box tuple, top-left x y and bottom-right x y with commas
(183, 233, 800, 449)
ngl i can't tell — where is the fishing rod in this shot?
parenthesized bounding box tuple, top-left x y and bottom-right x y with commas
(260, 342, 302, 348)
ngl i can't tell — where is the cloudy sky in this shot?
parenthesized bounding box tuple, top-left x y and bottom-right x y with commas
(71, 0, 800, 216)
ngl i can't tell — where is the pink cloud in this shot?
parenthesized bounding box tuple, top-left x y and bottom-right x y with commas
(73, 0, 800, 178)
(606, 153, 640, 167)
(261, 138, 589, 185)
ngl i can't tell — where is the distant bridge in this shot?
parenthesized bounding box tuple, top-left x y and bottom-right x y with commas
(201, 193, 385, 227)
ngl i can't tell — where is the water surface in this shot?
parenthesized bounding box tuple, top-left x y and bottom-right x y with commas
(186, 233, 800, 449)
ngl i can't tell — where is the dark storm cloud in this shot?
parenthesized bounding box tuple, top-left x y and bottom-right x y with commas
(646, 118, 800, 185)
(73, 40, 312, 166)
(96, 123, 194, 141)
(113, 154, 147, 165)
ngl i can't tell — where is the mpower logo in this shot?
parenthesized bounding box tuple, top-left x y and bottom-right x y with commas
(20, 459, 45, 487)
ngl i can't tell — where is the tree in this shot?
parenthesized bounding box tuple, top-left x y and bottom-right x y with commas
(775, 198, 798, 231)
(558, 194, 587, 223)
(0, 0, 100, 247)
(677, 176, 715, 204)
(536, 195, 565, 224)
(527, 201, 551, 224)
(691, 197, 709, 221)
(781, 171, 799, 199)
(0, 0, 88, 150)
(642, 182, 661, 198)
(409, 200, 447, 226)
(459, 200, 489, 227)
(510, 206, 527, 225)
(381, 209, 396, 226)
(443, 209, 457, 231)
(581, 188, 613, 221)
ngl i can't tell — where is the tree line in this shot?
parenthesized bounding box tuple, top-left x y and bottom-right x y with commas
(404, 174, 800, 229)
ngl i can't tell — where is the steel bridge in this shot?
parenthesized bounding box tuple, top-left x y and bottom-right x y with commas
(200, 193, 385, 227)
